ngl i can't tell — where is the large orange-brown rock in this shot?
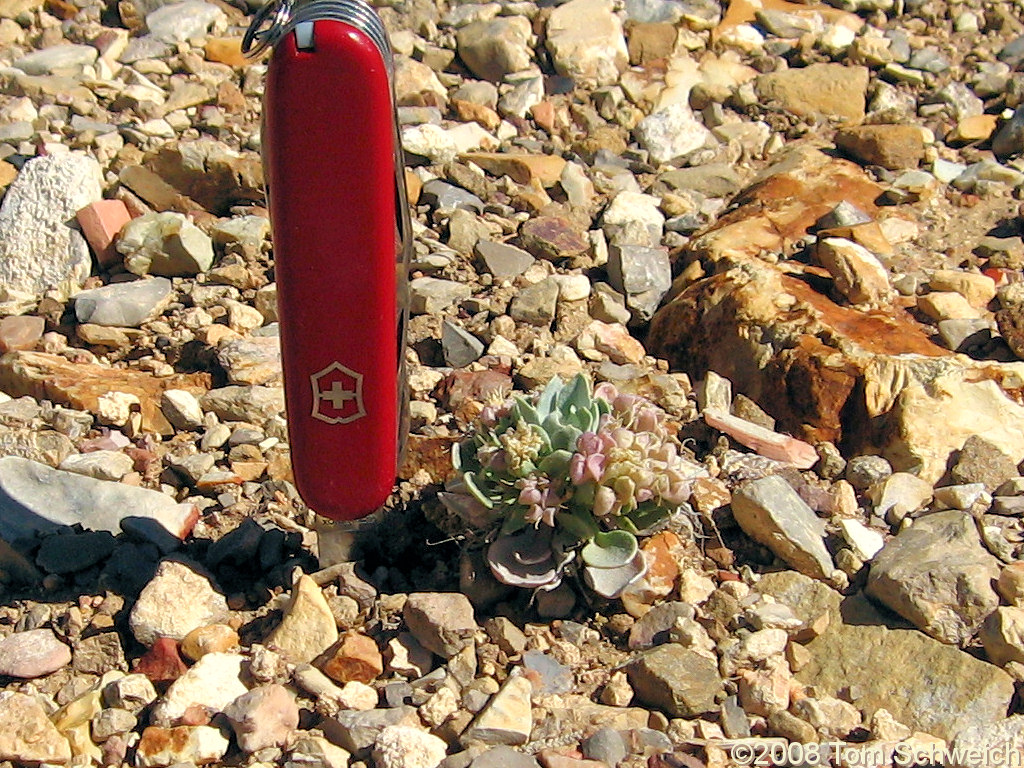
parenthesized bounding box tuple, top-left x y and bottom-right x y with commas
(0, 350, 209, 435)
(647, 261, 1024, 483)
(684, 146, 884, 268)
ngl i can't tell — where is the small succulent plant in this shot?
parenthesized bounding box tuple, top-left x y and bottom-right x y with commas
(440, 374, 705, 598)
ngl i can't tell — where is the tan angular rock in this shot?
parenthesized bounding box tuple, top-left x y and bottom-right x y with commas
(869, 472, 934, 524)
(997, 562, 1024, 606)
(755, 63, 869, 122)
(947, 114, 999, 144)
(815, 237, 894, 306)
(204, 37, 251, 68)
(917, 291, 982, 321)
(980, 607, 1024, 667)
(0, 427, 75, 467)
(0, 691, 72, 764)
(927, 269, 997, 309)
(578, 320, 646, 364)
(143, 139, 263, 216)
(460, 152, 567, 188)
(546, 0, 628, 87)
(392, 56, 447, 108)
(0, 350, 208, 435)
(461, 672, 533, 746)
(265, 575, 339, 664)
(180, 624, 239, 662)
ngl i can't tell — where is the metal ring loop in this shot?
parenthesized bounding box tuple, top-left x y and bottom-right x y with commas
(242, 0, 293, 58)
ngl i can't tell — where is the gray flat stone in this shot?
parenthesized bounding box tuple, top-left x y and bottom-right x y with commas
(730, 474, 835, 580)
(420, 180, 484, 214)
(409, 277, 472, 315)
(474, 241, 534, 280)
(509, 278, 559, 327)
(404, 592, 478, 659)
(442, 321, 485, 368)
(866, 510, 1000, 646)
(74, 278, 172, 328)
(626, 644, 722, 717)
(58, 450, 135, 481)
(12, 44, 97, 75)
(216, 336, 282, 386)
(0, 153, 102, 299)
(606, 244, 671, 322)
(758, 570, 1014, 742)
(145, 0, 225, 43)
(321, 706, 419, 756)
(0, 456, 196, 552)
(199, 386, 285, 423)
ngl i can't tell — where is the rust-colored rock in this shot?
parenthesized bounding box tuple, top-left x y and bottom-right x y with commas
(648, 261, 1024, 482)
(322, 631, 384, 684)
(687, 146, 884, 267)
(835, 125, 926, 170)
(137, 638, 189, 684)
(519, 216, 591, 261)
(0, 350, 209, 435)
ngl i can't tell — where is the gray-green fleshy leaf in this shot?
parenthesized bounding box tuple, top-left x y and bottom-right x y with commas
(581, 529, 638, 568)
(512, 397, 540, 426)
(535, 376, 563, 418)
(555, 509, 600, 541)
(559, 374, 589, 411)
(583, 550, 647, 599)
(487, 528, 561, 589)
(538, 449, 572, 477)
(463, 472, 494, 508)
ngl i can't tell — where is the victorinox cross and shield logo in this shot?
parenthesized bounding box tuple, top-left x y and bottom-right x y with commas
(310, 362, 366, 424)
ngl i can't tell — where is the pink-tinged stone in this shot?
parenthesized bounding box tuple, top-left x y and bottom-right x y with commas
(0, 316, 44, 353)
(583, 320, 646, 364)
(223, 684, 299, 753)
(0, 628, 71, 678)
(137, 638, 189, 684)
(77, 199, 133, 268)
(703, 408, 819, 469)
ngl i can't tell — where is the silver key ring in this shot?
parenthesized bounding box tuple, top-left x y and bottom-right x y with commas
(242, 0, 293, 58)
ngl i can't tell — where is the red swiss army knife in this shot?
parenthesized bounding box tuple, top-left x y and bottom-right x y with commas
(244, 0, 411, 520)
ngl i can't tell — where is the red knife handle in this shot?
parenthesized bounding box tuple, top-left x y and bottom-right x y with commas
(263, 17, 408, 520)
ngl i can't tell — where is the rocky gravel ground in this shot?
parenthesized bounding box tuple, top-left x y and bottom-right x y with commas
(3, 0, 1024, 765)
